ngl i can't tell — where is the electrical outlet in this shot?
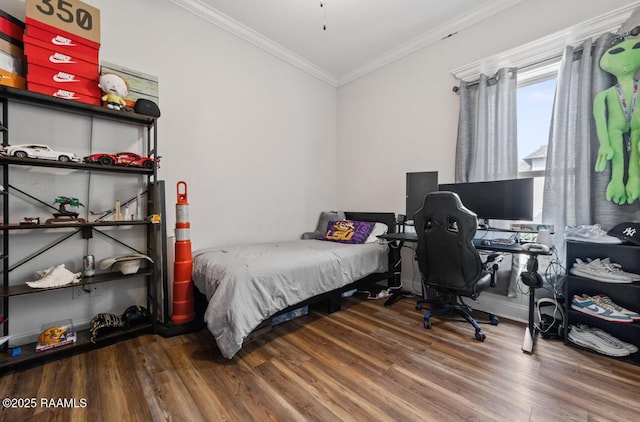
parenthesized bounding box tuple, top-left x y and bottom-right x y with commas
(72, 285, 90, 299)
(72, 284, 100, 299)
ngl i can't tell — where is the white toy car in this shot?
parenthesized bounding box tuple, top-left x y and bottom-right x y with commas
(1, 144, 80, 162)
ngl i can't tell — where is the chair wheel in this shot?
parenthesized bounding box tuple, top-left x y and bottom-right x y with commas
(490, 315, 499, 325)
(475, 331, 486, 341)
(423, 318, 431, 329)
(416, 303, 423, 310)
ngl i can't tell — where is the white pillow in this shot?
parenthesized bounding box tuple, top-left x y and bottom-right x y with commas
(365, 222, 388, 243)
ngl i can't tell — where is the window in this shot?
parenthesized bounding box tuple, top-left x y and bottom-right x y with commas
(517, 63, 558, 222)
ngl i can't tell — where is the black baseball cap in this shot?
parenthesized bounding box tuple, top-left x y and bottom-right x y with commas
(608, 222, 640, 245)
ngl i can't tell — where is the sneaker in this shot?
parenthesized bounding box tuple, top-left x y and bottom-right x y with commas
(588, 327, 638, 353)
(570, 294, 633, 323)
(564, 224, 622, 244)
(592, 294, 640, 320)
(597, 258, 640, 280)
(568, 324, 630, 357)
(569, 258, 640, 283)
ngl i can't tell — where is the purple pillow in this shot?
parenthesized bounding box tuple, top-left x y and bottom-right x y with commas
(323, 220, 375, 244)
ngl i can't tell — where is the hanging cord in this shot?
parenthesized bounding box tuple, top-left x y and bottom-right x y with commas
(320, 0, 326, 30)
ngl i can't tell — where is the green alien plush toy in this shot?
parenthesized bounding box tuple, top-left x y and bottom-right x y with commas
(594, 38, 640, 204)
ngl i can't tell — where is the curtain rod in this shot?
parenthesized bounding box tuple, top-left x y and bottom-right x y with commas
(451, 47, 590, 93)
(452, 28, 640, 93)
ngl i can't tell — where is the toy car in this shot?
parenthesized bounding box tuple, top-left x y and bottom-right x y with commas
(83, 152, 117, 165)
(1, 144, 80, 162)
(83, 151, 157, 169)
(20, 217, 40, 225)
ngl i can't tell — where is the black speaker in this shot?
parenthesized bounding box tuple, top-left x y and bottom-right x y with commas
(134, 99, 161, 117)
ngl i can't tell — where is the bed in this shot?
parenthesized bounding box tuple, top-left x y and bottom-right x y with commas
(191, 212, 396, 359)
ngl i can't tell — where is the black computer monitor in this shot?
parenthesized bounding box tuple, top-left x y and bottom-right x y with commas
(438, 178, 534, 224)
(406, 171, 438, 221)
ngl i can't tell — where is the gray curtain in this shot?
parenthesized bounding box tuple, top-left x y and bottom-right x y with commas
(456, 67, 518, 182)
(543, 32, 640, 262)
(455, 67, 520, 297)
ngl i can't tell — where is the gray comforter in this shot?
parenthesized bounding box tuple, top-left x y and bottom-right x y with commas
(192, 239, 389, 358)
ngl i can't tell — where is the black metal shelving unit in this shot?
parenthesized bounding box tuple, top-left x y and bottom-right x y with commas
(0, 86, 164, 370)
(565, 241, 640, 366)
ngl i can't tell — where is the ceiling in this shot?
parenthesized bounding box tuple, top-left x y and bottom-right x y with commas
(169, 0, 524, 86)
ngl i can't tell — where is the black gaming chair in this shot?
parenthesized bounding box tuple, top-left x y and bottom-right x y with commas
(414, 191, 502, 341)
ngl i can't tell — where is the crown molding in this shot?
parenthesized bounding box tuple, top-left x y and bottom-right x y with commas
(451, 1, 640, 81)
(168, 0, 524, 88)
(337, 0, 524, 86)
(167, 0, 339, 87)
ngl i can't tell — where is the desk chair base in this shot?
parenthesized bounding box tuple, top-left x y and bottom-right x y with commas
(419, 296, 499, 342)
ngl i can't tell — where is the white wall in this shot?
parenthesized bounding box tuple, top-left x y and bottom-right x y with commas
(89, 0, 339, 249)
(337, 0, 638, 320)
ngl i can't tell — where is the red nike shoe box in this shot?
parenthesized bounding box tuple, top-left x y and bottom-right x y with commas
(24, 38, 98, 79)
(25, 17, 98, 64)
(24, 33, 97, 65)
(27, 81, 100, 106)
(0, 9, 24, 42)
(27, 63, 100, 98)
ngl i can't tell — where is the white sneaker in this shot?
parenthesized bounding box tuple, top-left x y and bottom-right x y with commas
(564, 224, 622, 244)
(569, 258, 640, 283)
(588, 327, 638, 353)
(567, 324, 630, 357)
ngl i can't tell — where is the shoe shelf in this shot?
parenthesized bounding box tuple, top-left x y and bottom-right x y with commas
(0, 269, 153, 299)
(0, 86, 155, 126)
(0, 321, 153, 371)
(565, 240, 640, 365)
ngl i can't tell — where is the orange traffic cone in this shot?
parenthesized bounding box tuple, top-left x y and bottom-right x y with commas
(171, 181, 195, 324)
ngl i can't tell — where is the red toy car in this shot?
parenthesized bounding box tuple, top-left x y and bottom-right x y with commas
(83, 152, 157, 169)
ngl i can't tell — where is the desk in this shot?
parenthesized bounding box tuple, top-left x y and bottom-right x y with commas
(379, 232, 551, 354)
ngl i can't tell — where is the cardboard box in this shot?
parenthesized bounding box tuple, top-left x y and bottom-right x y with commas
(26, 0, 100, 45)
(0, 47, 24, 75)
(100, 61, 158, 107)
(26, 17, 99, 63)
(0, 9, 25, 41)
(27, 62, 100, 97)
(27, 80, 100, 105)
(24, 38, 98, 79)
(0, 67, 26, 89)
(0, 36, 23, 59)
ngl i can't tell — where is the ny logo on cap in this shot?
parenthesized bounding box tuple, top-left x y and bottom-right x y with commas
(623, 226, 637, 237)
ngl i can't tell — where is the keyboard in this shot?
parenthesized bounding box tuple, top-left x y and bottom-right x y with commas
(491, 238, 517, 245)
(473, 238, 521, 251)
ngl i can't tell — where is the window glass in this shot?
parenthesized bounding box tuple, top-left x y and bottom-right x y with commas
(517, 77, 557, 222)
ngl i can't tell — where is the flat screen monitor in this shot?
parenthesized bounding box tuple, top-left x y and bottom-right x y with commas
(438, 178, 534, 223)
(406, 171, 438, 221)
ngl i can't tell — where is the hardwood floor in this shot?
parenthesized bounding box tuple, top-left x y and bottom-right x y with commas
(2, 296, 640, 421)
